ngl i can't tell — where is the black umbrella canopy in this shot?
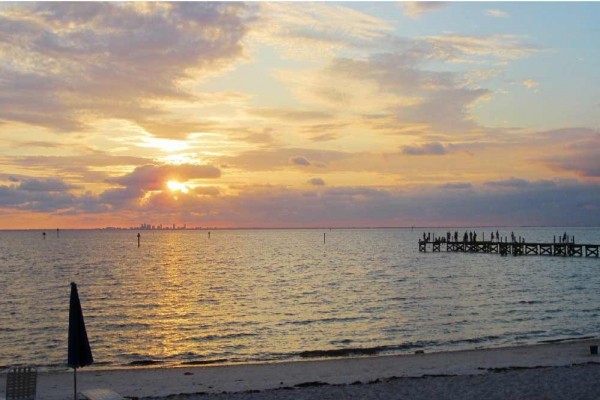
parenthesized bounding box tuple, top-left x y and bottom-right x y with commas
(68, 282, 93, 368)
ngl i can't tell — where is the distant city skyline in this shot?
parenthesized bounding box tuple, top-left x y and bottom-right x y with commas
(0, 2, 598, 229)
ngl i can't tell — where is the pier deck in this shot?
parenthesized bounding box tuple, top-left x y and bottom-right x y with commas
(418, 241, 599, 258)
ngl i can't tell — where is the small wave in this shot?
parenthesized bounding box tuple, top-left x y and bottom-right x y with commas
(445, 335, 503, 346)
(297, 341, 434, 359)
(193, 332, 257, 342)
(127, 360, 163, 366)
(330, 339, 353, 345)
(539, 335, 596, 344)
(298, 347, 386, 358)
(517, 300, 543, 305)
(278, 316, 365, 327)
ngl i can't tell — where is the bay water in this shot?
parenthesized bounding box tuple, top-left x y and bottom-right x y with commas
(1, 227, 598, 370)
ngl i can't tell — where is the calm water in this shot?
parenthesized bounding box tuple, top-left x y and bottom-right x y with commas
(1, 227, 599, 370)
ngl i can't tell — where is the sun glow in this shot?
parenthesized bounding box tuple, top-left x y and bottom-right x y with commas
(167, 180, 189, 193)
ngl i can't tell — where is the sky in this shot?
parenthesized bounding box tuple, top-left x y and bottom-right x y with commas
(0, 1, 598, 229)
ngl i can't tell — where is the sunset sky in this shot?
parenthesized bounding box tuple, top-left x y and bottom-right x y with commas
(0, 1, 598, 229)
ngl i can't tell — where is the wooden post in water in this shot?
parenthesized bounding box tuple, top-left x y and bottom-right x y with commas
(43, 232, 46, 239)
(57, 228, 60, 238)
(137, 232, 140, 247)
(208, 231, 211, 239)
(324, 233, 326, 244)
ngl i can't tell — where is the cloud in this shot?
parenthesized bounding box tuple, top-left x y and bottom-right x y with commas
(547, 153, 600, 178)
(485, 177, 557, 189)
(194, 186, 220, 196)
(310, 133, 340, 142)
(290, 156, 311, 166)
(485, 9, 509, 18)
(106, 164, 221, 190)
(536, 128, 600, 178)
(0, 2, 257, 134)
(1, 176, 599, 228)
(523, 79, 539, 89)
(308, 178, 325, 186)
(402, 2, 446, 19)
(299, 33, 538, 137)
(17, 178, 79, 192)
(223, 148, 349, 171)
(249, 108, 332, 122)
(238, 132, 276, 145)
(302, 123, 348, 142)
(257, 2, 393, 57)
(402, 142, 448, 155)
(0, 178, 77, 212)
(423, 34, 540, 62)
(440, 182, 473, 190)
(191, 181, 599, 227)
(7, 153, 152, 183)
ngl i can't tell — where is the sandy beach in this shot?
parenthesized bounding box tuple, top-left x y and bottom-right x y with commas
(3, 338, 598, 400)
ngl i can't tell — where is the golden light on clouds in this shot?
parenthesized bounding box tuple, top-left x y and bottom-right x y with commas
(167, 180, 189, 194)
(0, 2, 598, 228)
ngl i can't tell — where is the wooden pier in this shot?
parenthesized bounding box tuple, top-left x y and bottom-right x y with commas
(418, 240, 599, 258)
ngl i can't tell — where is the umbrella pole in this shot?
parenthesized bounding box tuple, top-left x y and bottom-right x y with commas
(74, 367, 77, 400)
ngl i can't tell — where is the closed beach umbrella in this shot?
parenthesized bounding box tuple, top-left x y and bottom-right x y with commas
(68, 282, 94, 400)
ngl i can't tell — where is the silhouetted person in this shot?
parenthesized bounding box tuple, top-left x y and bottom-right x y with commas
(43, 232, 46, 239)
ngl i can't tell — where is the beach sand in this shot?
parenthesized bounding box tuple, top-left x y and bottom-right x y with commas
(3, 338, 599, 400)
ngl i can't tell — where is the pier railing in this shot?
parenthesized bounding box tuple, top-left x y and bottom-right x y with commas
(418, 240, 599, 257)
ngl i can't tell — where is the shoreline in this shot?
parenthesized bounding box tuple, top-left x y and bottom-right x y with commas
(7, 334, 597, 374)
(5, 337, 597, 400)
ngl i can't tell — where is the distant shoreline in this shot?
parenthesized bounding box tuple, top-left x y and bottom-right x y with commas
(1, 225, 600, 232)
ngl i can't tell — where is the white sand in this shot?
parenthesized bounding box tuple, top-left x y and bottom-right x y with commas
(2, 338, 599, 400)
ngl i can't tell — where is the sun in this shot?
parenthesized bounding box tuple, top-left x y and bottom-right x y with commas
(166, 180, 189, 194)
